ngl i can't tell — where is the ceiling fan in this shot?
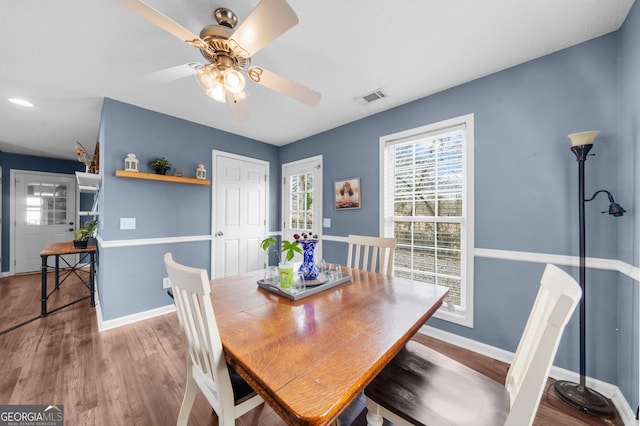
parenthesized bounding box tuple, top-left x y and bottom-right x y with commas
(115, 0, 321, 119)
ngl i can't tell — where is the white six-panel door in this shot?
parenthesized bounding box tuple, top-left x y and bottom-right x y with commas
(213, 152, 267, 278)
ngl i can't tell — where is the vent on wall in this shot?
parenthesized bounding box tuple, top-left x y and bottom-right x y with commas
(354, 88, 388, 105)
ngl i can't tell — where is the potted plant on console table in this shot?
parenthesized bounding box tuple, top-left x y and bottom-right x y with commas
(73, 219, 97, 249)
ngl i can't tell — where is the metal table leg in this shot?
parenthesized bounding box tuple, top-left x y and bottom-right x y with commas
(41, 254, 48, 317)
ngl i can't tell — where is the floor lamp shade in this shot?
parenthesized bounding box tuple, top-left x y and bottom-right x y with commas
(568, 130, 599, 147)
(553, 131, 619, 418)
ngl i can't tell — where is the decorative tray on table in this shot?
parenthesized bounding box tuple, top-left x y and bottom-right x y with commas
(257, 273, 352, 300)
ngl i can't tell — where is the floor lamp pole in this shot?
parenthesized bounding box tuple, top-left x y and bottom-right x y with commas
(553, 142, 615, 418)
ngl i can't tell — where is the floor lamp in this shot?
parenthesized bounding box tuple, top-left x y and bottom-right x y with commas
(553, 131, 625, 418)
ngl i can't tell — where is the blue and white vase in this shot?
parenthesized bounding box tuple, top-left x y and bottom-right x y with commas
(298, 240, 319, 280)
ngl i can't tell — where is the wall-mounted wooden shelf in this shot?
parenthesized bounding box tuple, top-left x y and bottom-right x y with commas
(115, 170, 210, 186)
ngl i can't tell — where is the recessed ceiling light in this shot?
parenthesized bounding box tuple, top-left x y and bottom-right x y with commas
(8, 98, 34, 107)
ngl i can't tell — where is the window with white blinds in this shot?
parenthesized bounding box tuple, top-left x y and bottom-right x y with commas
(380, 114, 474, 327)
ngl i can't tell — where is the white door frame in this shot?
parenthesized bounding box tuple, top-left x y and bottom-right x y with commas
(281, 155, 323, 261)
(210, 150, 269, 278)
(10, 169, 78, 276)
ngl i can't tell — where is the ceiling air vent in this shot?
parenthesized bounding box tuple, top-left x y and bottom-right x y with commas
(355, 88, 388, 105)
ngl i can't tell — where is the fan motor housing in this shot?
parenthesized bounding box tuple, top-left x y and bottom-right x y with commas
(198, 25, 249, 69)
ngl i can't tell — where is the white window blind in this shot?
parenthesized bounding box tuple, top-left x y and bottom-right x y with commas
(380, 114, 474, 327)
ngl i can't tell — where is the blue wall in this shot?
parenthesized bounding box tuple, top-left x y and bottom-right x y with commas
(97, 99, 280, 320)
(280, 21, 637, 409)
(0, 152, 85, 271)
(618, 0, 640, 414)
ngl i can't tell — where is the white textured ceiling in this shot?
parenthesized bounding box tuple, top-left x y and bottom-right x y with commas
(0, 0, 634, 161)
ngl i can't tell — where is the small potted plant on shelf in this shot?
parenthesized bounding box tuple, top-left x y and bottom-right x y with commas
(73, 219, 98, 249)
(149, 157, 171, 175)
(260, 237, 302, 288)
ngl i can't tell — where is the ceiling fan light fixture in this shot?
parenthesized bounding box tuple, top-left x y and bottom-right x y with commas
(207, 82, 227, 103)
(195, 66, 219, 91)
(223, 69, 246, 94)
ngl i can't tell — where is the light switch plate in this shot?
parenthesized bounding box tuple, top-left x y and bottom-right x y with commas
(120, 217, 136, 230)
(323, 218, 331, 228)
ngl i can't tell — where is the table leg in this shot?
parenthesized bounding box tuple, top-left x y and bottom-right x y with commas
(89, 252, 95, 307)
(41, 255, 48, 317)
(54, 254, 60, 290)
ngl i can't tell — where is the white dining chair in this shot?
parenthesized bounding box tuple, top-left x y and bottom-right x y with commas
(164, 253, 264, 426)
(346, 234, 396, 275)
(364, 263, 582, 426)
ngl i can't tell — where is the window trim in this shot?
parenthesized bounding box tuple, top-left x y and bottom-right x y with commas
(379, 113, 474, 327)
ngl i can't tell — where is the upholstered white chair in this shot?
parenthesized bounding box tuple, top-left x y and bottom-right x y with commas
(346, 234, 396, 275)
(164, 253, 264, 426)
(365, 263, 582, 426)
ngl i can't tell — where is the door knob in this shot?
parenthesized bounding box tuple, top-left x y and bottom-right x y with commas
(68, 228, 74, 232)
(69, 221, 74, 225)
(217, 231, 224, 236)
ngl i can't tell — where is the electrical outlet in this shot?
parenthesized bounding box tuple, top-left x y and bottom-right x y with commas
(163, 277, 172, 289)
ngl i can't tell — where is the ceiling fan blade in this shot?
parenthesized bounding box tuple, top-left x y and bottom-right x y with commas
(143, 63, 199, 85)
(229, 0, 298, 57)
(248, 66, 321, 107)
(226, 92, 250, 120)
(115, 0, 201, 43)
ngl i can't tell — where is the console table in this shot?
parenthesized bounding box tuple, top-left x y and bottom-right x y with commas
(40, 241, 97, 317)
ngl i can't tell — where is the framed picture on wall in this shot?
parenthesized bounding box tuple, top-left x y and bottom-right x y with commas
(335, 178, 361, 209)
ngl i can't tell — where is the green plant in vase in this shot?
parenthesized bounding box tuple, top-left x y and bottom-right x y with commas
(260, 237, 302, 288)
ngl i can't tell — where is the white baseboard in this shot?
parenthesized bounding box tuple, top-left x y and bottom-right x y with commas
(420, 325, 638, 425)
(97, 303, 176, 331)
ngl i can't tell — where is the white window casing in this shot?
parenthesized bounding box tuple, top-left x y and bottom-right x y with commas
(379, 113, 474, 327)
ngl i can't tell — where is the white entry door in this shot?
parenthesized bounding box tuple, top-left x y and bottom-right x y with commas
(282, 156, 323, 262)
(213, 152, 268, 278)
(13, 171, 76, 273)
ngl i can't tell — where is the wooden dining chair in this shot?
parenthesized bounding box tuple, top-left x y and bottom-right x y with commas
(346, 234, 396, 275)
(364, 263, 582, 426)
(164, 253, 264, 426)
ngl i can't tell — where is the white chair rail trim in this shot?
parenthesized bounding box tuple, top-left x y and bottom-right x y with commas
(320, 237, 639, 282)
(98, 233, 640, 284)
(474, 248, 640, 283)
(97, 234, 212, 248)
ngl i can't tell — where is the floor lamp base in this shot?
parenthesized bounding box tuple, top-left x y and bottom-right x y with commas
(553, 380, 615, 418)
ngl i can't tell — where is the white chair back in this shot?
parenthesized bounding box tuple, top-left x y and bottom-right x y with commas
(504, 263, 582, 425)
(346, 234, 396, 275)
(164, 253, 263, 426)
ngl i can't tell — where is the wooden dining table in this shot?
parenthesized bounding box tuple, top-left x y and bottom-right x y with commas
(209, 267, 449, 426)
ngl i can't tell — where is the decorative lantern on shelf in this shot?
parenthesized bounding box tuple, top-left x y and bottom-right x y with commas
(124, 154, 139, 172)
(196, 164, 207, 180)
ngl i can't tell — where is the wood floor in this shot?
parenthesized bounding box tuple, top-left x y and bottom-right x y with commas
(0, 272, 625, 426)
